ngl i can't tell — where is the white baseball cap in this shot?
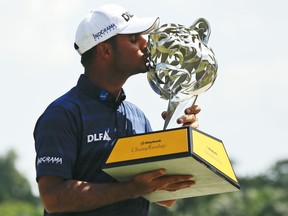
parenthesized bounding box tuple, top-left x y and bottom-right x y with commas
(74, 4, 160, 55)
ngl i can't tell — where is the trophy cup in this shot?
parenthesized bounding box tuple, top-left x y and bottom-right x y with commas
(147, 18, 218, 129)
(103, 18, 240, 202)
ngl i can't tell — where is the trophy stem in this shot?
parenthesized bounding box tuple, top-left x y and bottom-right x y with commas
(163, 95, 198, 130)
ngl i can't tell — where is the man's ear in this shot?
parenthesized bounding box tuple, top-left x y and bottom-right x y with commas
(96, 43, 112, 59)
(190, 18, 211, 45)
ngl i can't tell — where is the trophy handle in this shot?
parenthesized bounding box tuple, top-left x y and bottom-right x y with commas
(164, 95, 198, 130)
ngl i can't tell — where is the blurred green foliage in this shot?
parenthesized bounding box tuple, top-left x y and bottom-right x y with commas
(0, 150, 42, 216)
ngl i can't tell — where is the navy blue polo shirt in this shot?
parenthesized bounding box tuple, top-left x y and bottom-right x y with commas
(34, 74, 152, 216)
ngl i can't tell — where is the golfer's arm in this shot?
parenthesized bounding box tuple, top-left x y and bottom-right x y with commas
(38, 175, 138, 213)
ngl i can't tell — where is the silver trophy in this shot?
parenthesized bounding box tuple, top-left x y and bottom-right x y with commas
(147, 18, 218, 129)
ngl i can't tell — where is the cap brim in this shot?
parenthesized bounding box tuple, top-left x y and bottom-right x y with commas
(119, 16, 160, 35)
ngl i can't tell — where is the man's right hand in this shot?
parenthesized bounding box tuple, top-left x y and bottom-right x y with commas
(129, 169, 195, 198)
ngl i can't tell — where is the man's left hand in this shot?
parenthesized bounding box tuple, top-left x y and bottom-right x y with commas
(162, 104, 201, 128)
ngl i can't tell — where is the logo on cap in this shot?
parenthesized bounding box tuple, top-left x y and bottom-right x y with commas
(121, 11, 134, 22)
(93, 23, 117, 41)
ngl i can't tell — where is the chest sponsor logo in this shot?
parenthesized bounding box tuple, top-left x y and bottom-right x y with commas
(87, 130, 111, 143)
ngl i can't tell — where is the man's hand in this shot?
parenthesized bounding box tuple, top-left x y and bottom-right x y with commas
(162, 104, 201, 128)
(130, 169, 195, 198)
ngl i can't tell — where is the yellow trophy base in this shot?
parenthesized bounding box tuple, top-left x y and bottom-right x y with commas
(102, 127, 240, 202)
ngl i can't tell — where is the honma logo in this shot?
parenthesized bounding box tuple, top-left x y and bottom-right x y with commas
(87, 130, 111, 143)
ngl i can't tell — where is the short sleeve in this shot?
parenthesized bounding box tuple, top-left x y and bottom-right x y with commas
(34, 106, 79, 181)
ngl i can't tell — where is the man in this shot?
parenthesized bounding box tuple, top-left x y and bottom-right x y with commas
(34, 4, 200, 216)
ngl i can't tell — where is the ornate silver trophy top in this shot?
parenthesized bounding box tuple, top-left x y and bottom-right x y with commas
(147, 18, 218, 129)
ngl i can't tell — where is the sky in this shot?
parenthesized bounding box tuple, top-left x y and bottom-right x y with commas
(1, 0, 288, 195)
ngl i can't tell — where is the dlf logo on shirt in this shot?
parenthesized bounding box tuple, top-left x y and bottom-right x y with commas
(87, 130, 111, 143)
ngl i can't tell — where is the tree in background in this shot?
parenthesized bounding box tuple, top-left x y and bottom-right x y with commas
(0, 150, 41, 216)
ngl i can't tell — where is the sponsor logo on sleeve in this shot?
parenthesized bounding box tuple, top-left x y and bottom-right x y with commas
(37, 156, 63, 166)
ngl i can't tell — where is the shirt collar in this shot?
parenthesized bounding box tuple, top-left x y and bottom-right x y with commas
(77, 74, 126, 108)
